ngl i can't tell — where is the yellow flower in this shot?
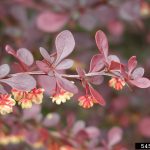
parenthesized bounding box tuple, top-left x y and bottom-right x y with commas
(78, 95, 97, 109)
(51, 89, 73, 105)
(18, 92, 32, 109)
(19, 98, 32, 109)
(109, 77, 126, 91)
(0, 94, 16, 115)
(0, 136, 9, 145)
(140, 1, 150, 17)
(30, 88, 44, 104)
(9, 135, 24, 144)
(32, 141, 43, 149)
(12, 88, 45, 109)
(11, 89, 25, 101)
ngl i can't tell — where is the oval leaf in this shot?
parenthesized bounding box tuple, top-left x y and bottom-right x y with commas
(132, 67, 144, 79)
(72, 120, 86, 136)
(17, 48, 34, 66)
(89, 86, 105, 106)
(0, 85, 7, 94)
(38, 75, 56, 95)
(109, 61, 121, 71)
(56, 74, 78, 94)
(23, 105, 42, 121)
(39, 47, 53, 63)
(129, 77, 150, 88)
(107, 55, 120, 64)
(85, 126, 101, 139)
(108, 127, 123, 147)
(128, 56, 137, 74)
(1, 74, 36, 91)
(88, 76, 104, 85)
(0, 64, 10, 79)
(5, 45, 16, 56)
(55, 30, 75, 64)
(95, 30, 108, 58)
(43, 113, 60, 127)
(89, 54, 104, 72)
(36, 61, 50, 73)
(37, 11, 68, 32)
(56, 59, 74, 70)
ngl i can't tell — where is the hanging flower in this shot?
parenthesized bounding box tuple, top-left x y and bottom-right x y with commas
(12, 88, 45, 109)
(78, 95, 97, 109)
(11, 89, 25, 101)
(0, 94, 16, 115)
(18, 92, 33, 109)
(109, 77, 126, 90)
(51, 88, 73, 105)
(30, 88, 45, 104)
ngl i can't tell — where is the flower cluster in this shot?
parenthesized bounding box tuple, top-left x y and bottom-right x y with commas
(0, 29, 149, 115)
(0, 88, 44, 115)
(0, 107, 125, 150)
(78, 95, 97, 109)
(51, 88, 73, 105)
(12, 88, 44, 109)
(0, 132, 24, 146)
(0, 94, 16, 115)
(109, 77, 126, 91)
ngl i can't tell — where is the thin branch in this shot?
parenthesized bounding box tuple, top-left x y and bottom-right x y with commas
(8, 70, 120, 79)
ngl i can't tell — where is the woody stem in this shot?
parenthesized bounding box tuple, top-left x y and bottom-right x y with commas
(9, 70, 120, 79)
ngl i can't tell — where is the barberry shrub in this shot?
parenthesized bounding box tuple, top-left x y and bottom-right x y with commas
(0, 30, 150, 115)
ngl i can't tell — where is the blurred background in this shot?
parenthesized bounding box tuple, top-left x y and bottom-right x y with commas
(0, 0, 150, 150)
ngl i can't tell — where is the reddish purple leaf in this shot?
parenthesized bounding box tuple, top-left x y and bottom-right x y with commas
(56, 59, 74, 70)
(129, 77, 150, 88)
(55, 30, 75, 64)
(107, 55, 120, 63)
(1, 74, 36, 91)
(132, 67, 144, 79)
(109, 61, 121, 70)
(88, 76, 104, 85)
(76, 67, 86, 77)
(43, 113, 60, 127)
(0, 64, 10, 79)
(11, 62, 24, 73)
(0, 85, 7, 94)
(17, 48, 34, 66)
(56, 74, 78, 94)
(38, 75, 56, 95)
(23, 105, 42, 121)
(72, 120, 85, 136)
(108, 127, 123, 147)
(85, 126, 101, 139)
(95, 30, 108, 58)
(36, 61, 50, 73)
(128, 56, 137, 74)
(39, 47, 53, 63)
(121, 65, 128, 79)
(36, 11, 68, 32)
(89, 54, 104, 72)
(75, 130, 89, 142)
(5, 45, 16, 56)
(89, 86, 105, 106)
